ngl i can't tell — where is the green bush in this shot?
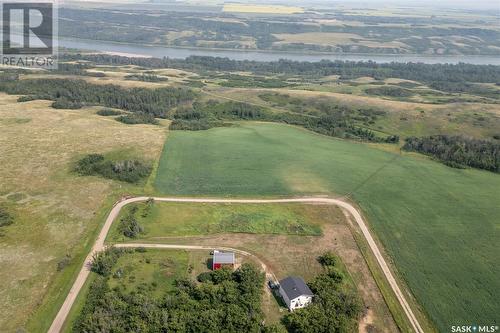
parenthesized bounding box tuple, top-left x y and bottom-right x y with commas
(96, 108, 122, 116)
(57, 255, 72, 271)
(116, 113, 159, 125)
(74, 154, 152, 183)
(317, 252, 337, 267)
(0, 207, 13, 227)
(118, 213, 143, 238)
(90, 247, 128, 276)
(52, 99, 83, 109)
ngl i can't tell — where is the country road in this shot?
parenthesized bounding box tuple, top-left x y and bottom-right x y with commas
(48, 196, 424, 333)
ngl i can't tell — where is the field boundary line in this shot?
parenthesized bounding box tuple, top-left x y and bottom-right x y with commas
(48, 196, 424, 333)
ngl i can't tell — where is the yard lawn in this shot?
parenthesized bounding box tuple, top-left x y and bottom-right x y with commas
(0, 95, 166, 333)
(107, 249, 190, 298)
(154, 122, 500, 332)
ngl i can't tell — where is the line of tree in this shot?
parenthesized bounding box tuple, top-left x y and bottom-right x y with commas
(0, 78, 196, 118)
(403, 135, 500, 172)
(61, 54, 500, 87)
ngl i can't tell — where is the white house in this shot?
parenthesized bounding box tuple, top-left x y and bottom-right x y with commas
(278, 276, 314, 311)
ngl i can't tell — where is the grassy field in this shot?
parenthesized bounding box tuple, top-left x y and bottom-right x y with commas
(154, 122, 500, 331)
(0, 95, 166, 333)
(107, 202, 323, 242)
(107, 249, 190, 298)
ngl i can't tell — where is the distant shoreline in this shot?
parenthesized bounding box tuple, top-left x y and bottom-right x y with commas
(58, 37, 500, 65)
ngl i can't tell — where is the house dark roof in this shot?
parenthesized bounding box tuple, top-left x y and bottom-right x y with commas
(213, 251, 235, 264)
(279, 276, 313, 300)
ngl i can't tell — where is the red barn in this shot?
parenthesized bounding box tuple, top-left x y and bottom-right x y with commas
(212, 250, 235, 270)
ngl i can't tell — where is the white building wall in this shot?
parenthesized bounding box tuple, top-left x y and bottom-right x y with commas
(288, 295, 313, 311)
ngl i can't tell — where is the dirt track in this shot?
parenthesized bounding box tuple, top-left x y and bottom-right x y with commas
(48, 196, 424, 333)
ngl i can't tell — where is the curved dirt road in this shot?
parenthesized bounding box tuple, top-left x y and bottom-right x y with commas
(48, 196, 424, 333)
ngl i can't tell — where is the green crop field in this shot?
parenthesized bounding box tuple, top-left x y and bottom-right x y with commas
(154, 122, 500, 332)
(107, 202, 324, 243)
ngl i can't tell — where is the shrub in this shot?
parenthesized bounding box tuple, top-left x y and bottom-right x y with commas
(17, 96, 37, 102)
(317, 252, 337, 267)
(90, 247, 127, 276)
(118, 213, 143, 238)
(197, 271, 213, 283)
(74, 154, 105, 176)
(57, 255, 72, 271)
(0, 207, 13, 227)
(74, 154, 152, 183)
(52, 99, 83, 109)
(97, 108, 122, 116)
(116, 113, 159, 125)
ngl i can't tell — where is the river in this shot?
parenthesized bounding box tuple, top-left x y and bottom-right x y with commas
(59, 38, 500, 65)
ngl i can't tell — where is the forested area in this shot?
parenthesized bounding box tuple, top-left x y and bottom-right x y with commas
(62, 54, 500, 89)
(0, 78, 195, 118)
(403, 135, 500, 172)
(74, 154, 152, 183)
(76, 248, 268, 332)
